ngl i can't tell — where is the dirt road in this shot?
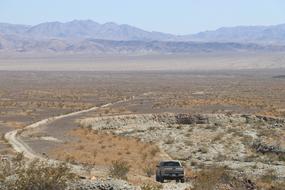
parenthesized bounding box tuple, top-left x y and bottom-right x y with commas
(4, 98, 132, 175)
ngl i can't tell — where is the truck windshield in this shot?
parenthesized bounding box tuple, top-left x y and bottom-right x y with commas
(162, 162, 180, 167)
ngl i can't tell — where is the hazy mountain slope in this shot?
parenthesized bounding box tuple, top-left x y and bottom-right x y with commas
(24, 20, 176, 41)
(1, 36, 284, 54)
(188, 24, 285, 44)
(1, 20, 285, 54)
(0, 23, 30, 35)
(1, 20, 285, 44)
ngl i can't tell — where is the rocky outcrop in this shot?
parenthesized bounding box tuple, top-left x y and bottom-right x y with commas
(79, 113, 285, 179)
(175, 114, 209, 124)
(252, 141, 285, 155)
(68, 179, 137, 190)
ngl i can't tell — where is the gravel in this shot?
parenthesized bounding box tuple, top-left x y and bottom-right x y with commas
(68, 179, 138, 190)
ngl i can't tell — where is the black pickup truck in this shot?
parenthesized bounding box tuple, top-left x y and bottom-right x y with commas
(155, 160, 185, 183)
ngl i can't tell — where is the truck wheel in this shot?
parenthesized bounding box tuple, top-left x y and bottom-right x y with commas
(181, 178, 185, 183)
(155, 175, 160, 182)
(160, 177, 164, 183)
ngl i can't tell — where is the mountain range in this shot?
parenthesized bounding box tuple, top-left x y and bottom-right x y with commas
(0, 20, 285, 54)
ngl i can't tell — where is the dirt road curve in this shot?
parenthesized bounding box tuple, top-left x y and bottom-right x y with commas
(4, 98, 132, 174)
(4, 95, 194, 189)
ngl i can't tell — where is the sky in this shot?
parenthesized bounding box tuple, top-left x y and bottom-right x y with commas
(0, 0, 285, 35)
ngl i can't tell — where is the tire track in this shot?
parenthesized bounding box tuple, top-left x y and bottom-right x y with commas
(4, 97, 134, 175)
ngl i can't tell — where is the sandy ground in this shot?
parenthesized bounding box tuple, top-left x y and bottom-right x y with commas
(4, 97, 133, 177)
(0, 56, 284, 189)
(0, 53, 285, 71)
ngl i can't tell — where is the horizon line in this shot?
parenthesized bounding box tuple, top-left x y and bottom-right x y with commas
(0, 19, 284, 36)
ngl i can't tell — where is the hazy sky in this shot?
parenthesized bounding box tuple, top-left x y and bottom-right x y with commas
(1, 0, 285, 34)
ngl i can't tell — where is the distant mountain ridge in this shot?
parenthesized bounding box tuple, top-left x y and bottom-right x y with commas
(1, 20, 285, 43)
(189, 24, 285, 44)
(1, 20, 285, 54)
(0, 20, 176, 41)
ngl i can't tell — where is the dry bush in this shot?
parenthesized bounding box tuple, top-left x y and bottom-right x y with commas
(150, 147, 160, 157)
(143, 164, 155, 177)
(211, 133, 224, 143)
(260, 169, 278, 184)
(185, 140, 193, 146)
(192, 167, 231, 190)
(193, 167, 223, 190)
(256, 182, 285, 190)
(257, 169, 285, 190)
(193, 166, 254, 190)
(51, 128, 165, 175)
(0, 133, 5, 141)
(184, 167, 196, 182)
(0, 153, 75, 190)
(140, 183, 162, 190)
(198, 147, 208, 154)
(164, 138, 174, 145)
(109, 160, 130, 180)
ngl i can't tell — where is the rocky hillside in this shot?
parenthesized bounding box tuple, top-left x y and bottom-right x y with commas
(1, 20, 285, 44)
(0, 20, 175, 41)
(80, 113, 285, 180)
(189, 24, 285, 44)
(1, 36, 284, 54)
(1, 20, 285, 54)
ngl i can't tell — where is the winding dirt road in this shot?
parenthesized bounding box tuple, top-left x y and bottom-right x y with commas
(3, 94, 193, 189)
(4, 98, 132, 175)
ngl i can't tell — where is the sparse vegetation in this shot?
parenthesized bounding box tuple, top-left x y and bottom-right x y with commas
(143, 165, 155, 177)
(192, 166, 248, 190)
(164, 138, 175, 144)
(1, 71, 285, 189)
(50, 128, 164, 175)
(0, 153, 75, 190)
(140, 183, 162, 190)
(109, 160, 130, 180)
(150, 147, 160, 156)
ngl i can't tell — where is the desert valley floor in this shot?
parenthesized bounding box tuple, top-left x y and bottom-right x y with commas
(0, 54, 285, 190)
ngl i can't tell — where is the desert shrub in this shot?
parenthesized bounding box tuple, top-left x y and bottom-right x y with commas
(191, 160, 198, 166)
(0, 153, 75, 190)
(185, 140, 193, 146)
(1, 133, 5, 141)
(193, 166, 231, 190)
(193, 166, 250, 190)
(184, 167, 196, 182)
(261, 169, 278, 183)
(164, 138, 174, 144)
(109, 160, 130, 180)
(257, 169, 284, 190)
(278, 154, 285, 162)
(266, 181, 285, 190)
(198, 147, 208, 154)
(211, 133, 224, 143)
(215, 153, 227, 162)
(150, 147, 160, 156)
(193, 167, 223, 190)
(86, 124, 93, 132)
(143, 165, 155, 177)
(140, 183, 162, 190)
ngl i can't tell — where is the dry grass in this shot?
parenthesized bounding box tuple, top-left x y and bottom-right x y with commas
(3, 121, 25, 129)
(140, 183, 163, 190)
(0, 153, 75, 190)
(109, 160, 130, 180)
(49, 128, 166, 175)
(256, 169, 285, 190)
(192, 166, 248, 190)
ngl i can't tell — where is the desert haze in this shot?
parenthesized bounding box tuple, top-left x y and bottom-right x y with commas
(0, 14, 285, 190)
(1, 20, 285, 55)
(0, 53, 285, 71)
